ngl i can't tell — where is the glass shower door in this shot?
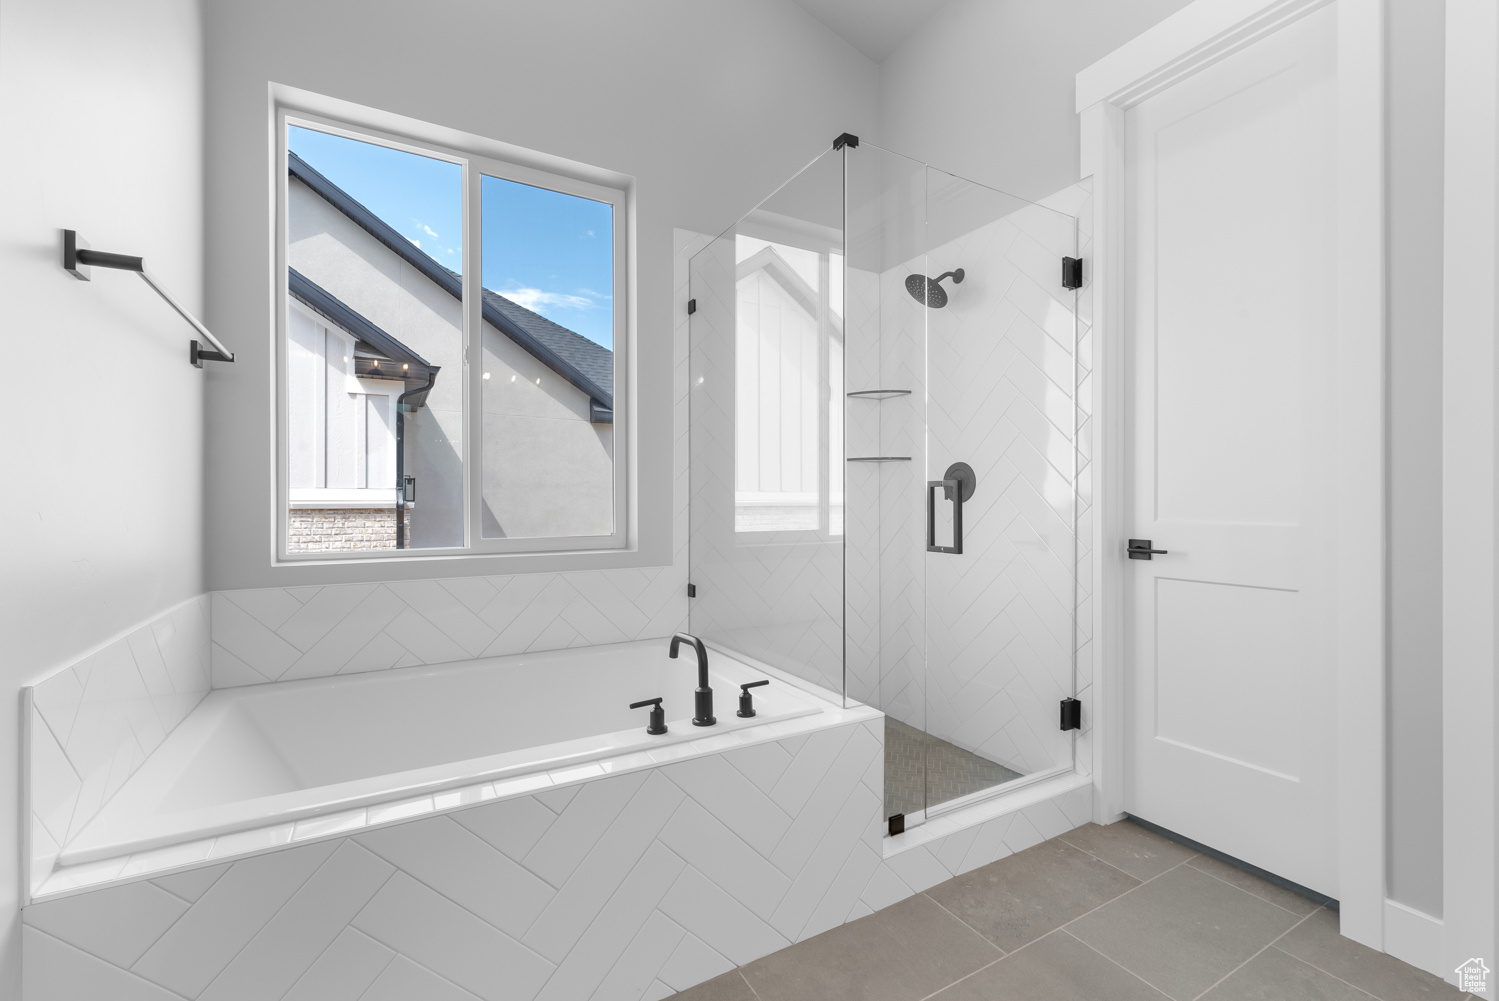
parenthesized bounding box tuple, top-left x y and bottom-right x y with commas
(917, 166, 1081, 818)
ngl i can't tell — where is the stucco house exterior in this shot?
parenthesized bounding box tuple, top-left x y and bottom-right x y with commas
(286, 151, 614, 552)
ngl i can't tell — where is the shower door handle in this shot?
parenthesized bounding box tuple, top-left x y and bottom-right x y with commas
(927, 478, 964, 555)
(928, 463, 977, 555)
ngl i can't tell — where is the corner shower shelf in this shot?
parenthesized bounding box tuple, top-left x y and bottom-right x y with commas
(846, 456, 912, 462)
(846, 389, 912, 400)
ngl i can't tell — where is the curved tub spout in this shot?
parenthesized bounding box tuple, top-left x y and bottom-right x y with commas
(670, 632, 715, 726)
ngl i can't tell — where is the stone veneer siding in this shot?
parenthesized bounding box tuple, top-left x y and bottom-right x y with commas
(288, 507, 395, 551)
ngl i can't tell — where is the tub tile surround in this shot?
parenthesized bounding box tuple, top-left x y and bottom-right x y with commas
(22, 711, 1093, 1001)
(25, 594, 212, 900)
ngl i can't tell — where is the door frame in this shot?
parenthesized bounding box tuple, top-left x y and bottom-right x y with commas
(1076, 0, 1387, 949)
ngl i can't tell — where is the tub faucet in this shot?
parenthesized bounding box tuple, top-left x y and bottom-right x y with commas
(670, 632, 715, 726)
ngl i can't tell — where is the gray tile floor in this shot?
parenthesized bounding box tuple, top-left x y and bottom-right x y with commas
(884, 718, 1024, 819)
(670, 819, 1472, 1001)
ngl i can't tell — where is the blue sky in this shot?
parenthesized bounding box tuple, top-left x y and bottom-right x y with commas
(290, 126, 615, 348)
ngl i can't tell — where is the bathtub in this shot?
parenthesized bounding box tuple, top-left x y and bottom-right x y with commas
(59, 638, 825, 867)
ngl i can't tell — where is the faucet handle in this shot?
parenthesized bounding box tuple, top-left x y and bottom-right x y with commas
(737, 680, 769, 718)
(630, 698, 668, 735)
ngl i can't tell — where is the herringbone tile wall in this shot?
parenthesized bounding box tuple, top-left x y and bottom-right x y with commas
(22, 716, 1093, 1001)
(26, 595, 212, 899)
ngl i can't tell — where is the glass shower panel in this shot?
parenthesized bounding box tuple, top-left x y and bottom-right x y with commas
(843, 145, 930, 822)
(688, 149, 846, 703)
(919, 165, 1080, 815)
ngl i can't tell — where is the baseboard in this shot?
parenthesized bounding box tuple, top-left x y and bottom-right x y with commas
(1383, 898, 1445, 979)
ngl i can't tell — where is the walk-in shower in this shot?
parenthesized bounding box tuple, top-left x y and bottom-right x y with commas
(688, 136, 1083, 832)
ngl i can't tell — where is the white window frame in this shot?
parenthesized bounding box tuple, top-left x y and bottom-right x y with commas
(274, 107, 630, 562)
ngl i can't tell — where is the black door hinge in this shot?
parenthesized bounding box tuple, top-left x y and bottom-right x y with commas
(1062, 257, 1083, 290)
(888, 813, 905, 836)
(833, 132, 860, 150)
(1060, 698, 1082, 731)
(687, 583, 697, 598)
(687, 298, 696, 315)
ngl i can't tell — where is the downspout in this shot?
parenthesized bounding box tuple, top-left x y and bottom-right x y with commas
(394, 369, 437, 549)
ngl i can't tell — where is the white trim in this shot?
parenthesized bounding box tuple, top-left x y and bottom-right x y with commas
(883, 771, 1091, 859)
(1078, 0, 1387, 948)
(288, 488, 397, 510)
(1442, 0, 1499, 988)
(1383, 899, 1446, 980)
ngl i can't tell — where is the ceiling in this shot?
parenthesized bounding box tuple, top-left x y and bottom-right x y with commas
(791, 0, 952, 62)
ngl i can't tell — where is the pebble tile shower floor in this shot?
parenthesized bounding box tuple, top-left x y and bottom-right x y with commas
(883, 718, 1024, 819)
(670, 819, 1473, 1001)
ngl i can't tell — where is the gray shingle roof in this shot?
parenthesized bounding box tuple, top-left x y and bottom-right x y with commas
(288, 150, 613, 411)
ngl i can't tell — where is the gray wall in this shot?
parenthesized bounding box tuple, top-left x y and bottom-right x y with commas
(0, 0, 205, 988)
(203, 0, 878, 588)
(877, 0, 1195, 202)
(1386, 0, 1445, 919)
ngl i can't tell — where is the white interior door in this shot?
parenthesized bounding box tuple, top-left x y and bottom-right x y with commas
(1124, 3, 1339, 895)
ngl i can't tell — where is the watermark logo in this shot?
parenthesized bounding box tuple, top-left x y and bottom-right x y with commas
(1457, 958, 1490, 994)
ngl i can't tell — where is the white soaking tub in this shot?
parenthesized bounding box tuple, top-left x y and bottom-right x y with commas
(60, 638, 824, 866)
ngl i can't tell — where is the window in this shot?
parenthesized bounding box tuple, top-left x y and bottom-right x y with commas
(278, 111, 626, 559)
(733, 231, 843, 536)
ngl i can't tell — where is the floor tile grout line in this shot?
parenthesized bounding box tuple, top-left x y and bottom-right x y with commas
(735, 968, 763, 1000)
(1049, 854, 1197, 938)
(918, 890, 1010, 956)
(1258, 945, 1389, 1001)
(1059, 928, 1177, 1000)
(1186, 907, 1321, 1001)
(1176, 854, 1318, 919)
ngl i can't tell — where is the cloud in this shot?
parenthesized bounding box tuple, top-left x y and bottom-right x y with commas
(576, 288, 612, 300)
(499, 287, 598, 313)
(408, 237, 421, 248)
(422, 224, 439, 238)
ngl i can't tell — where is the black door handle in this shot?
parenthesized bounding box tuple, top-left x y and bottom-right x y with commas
(1127, 539, 1168, 560)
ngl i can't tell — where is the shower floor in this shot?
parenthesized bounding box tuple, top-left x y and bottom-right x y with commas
(884, 717, 1024, 819)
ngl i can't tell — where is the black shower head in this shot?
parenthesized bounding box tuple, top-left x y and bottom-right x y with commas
(905, 268, 965, 308)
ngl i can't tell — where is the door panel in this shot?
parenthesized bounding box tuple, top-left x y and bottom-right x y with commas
(1125, 3, 1339, 895)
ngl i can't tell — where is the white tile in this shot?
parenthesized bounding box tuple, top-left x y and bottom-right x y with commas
(770, 726, 878, 876)
(885, 845, 951, 894)
(35, 856, 128, 896)
(150, 863, 230, 903)
(221, 587, 306, 632)
(535, 842, 685, 1001)
(770, 786, 880, 939)
(431, 783, 491, 813)
(803, 843, 882, 940)
(352, 872, 554, 1001)
(591, 911, 686, 1001)
(523, 772, 683, 962)
(356, 816, 553, 939)
(658, 866, 789, 967)
(212, 645, 271, 688)
(31, 669, 84, 750)
(23, 927, 184, 1001)
(534, 784, 580, 814)
(25, 879, 188, 969)
(381, 607, 472, 665)
(659, 754, 791, 856)
(487, 771, 554, 800)
(210, 593, 303, 679)
(660, 798, 790, 921)
(452, 795, 556, 860)
(1002, 812, 1045, 854)
(768, 724, 855, 816)
(361, 956, 483, 1001)
(119, 838, 215, 878)
(933, 825, 979, 876)
(276, 583, 378, 652)
(131, 840, 338, 997)
(959, 815, 1013, 874)
(523, 772, 646, 888)
(644, 979, 675, 1001)
(385, 579, 498, 657)
(28, 706, 80, 846)
(284, 928, 393, 1001)
(199, 841, 393, 1001)
(859, 864, 914, 913)
(655, 932, 736, 993)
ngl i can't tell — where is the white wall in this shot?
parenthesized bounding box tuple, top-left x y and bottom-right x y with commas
(1386, 0, 1445, 920)
(878, 0, 1195, 203)
(0, 0, 206, 990)
(203, 0, 878, 589)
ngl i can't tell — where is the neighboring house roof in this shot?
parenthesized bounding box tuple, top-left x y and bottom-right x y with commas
(288, 268, 440, 409)
(288, 151, 614, 414)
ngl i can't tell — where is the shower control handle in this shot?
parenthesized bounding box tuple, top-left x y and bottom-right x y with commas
(629, 698, 668, 735)
(737, 680, 770, 718)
